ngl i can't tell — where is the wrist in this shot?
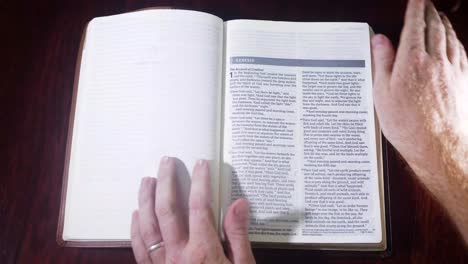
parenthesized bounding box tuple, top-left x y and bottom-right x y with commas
(407, 133, 468, 245)
(407, 159, 448, 198)
(409, 157, 468, 242)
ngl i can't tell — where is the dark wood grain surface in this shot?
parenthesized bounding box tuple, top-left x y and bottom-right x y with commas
(1, 0, 467, 263)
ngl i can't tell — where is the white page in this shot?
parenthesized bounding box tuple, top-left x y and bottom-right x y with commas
(63, 10, 223, 241)
(222, 20, 382, 244)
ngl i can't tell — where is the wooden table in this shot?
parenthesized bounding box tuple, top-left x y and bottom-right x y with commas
(1, 0, 467, 263)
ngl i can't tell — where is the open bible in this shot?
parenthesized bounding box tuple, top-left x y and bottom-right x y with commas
(58, 9, 388, 251)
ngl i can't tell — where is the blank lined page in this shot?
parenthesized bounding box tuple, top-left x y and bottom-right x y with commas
(63, 10, 223, 241)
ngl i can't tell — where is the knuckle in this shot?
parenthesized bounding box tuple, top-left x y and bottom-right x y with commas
(187, 241, 210, 263)
(189, 196, 209, 212)
(138, 192, 152, 205)
(140, 229, 155, 242)
(447, 30, 457, 40)
(433, 33, 445, 45)
(410, 50, 427, 66)
(165, 253, 179, 264)
(429, 20, 444, 32)
(427, 57, 448, 70)
(431, 55, 446, 65)
(156, 202, 176, 219)
(184, 240, 228, 264)
(228, 225, 249, 239)
(130, 230, 139, 240)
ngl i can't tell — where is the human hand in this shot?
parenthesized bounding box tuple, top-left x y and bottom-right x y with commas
(371, 0, 468, 195)
(131, 157, 255, 263)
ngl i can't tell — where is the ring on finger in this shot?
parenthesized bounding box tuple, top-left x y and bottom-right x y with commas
(148, 241, 165, 253)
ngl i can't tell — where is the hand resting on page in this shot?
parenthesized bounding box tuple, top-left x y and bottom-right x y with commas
(372, 0, 468, 244)
(130, 158, 255, 264)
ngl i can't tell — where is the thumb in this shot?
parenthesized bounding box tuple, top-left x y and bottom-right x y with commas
(371, 34, 395, 85)
(224, 199, 255, 264)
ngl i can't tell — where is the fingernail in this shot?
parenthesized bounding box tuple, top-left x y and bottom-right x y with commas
(372, 34, 386, 47)
(439, 11, 446, 18)
(140, 176, 149, 186)
(234, 201, 250, 221)
(197, 159, 207, 167)
(161, 156, 170, 164)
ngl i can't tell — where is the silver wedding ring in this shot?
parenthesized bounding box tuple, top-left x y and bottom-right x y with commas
(148, 241, 164, 253)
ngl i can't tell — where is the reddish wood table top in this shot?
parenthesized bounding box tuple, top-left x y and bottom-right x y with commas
(1, 0, 467, 263)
